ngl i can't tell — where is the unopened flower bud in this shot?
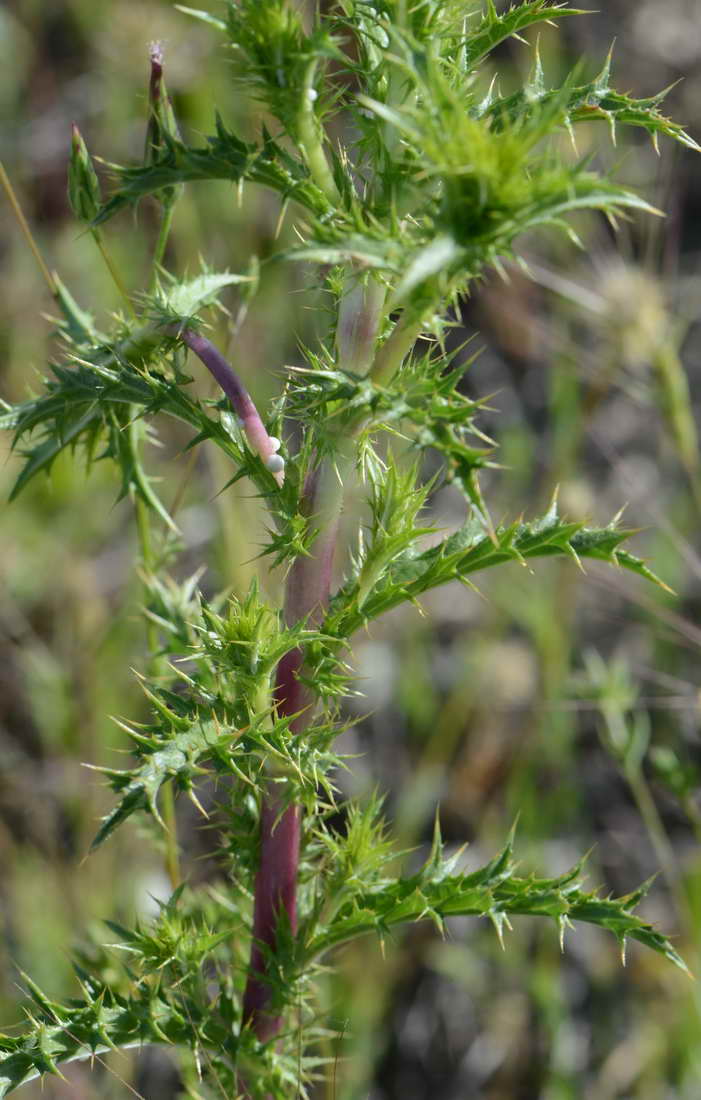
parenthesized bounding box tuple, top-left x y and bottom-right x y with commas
(145, 41, 181, 166)
(68, 124, 101, 224)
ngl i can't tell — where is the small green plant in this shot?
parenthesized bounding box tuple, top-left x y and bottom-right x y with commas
(1, 2, 696, 1095)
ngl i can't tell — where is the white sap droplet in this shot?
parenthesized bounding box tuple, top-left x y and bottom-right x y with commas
(307, 87, 318, 102)
(268, 436, 281, 452)
(265, 454, 285, 474)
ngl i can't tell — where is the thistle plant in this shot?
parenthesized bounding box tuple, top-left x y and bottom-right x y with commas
(0, 2, 697, 1096)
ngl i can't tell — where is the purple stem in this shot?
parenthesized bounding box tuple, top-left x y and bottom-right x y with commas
(176, 328, 284, 485)
(238, 280, 382, 1050)
(174, 331, 346, 1054)
(242, 465, 342, 1039)
(241, 651, 304, 1040)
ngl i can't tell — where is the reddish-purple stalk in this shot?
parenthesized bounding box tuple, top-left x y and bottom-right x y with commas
(240, 281, 385, 1043)
(178, 285, 384, 1056)
(176, 327, 285, 485)
(175, 328, 340, 1042)
(237, 279, 384, 1046)
(242, 463, 341, 1038)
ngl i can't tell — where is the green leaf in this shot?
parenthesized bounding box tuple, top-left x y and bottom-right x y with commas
(0, 979, 198, 1097)
(7, 405, 103, 501)
(51, 273, 105, 346)
(305, 837, 688, 974)
(152, 268, 256, 319)
(391, 235, 464, 304)
(174, 5, 227, 31)
(94, 121, 330, 228)
(486, 55, 700, 153)
(1, 333, 255, 503)
(89, 716, 221, 850)
(325, 503, 668, 636)
(283, 236, 402, 271)
(464, 2, 585, 70)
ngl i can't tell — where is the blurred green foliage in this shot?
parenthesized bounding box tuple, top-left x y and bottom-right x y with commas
(2, 1, 701, 1097)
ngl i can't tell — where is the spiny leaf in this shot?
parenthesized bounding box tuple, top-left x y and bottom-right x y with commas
(324, 504, 668, 636)
(391, 235, 464, 304)
(305, 840, 688, 974)
(94, 122, 330, 228)
(485, 55, 700, 153)
(149, 267, 256, 320)
(0, 975, 216, 1097)
(464, 2, 585, 70)
(283, 235, 403, 271)
(90, 718, 223, 849)
(1, 336, 255, 504)
(51, 273, 105, 346)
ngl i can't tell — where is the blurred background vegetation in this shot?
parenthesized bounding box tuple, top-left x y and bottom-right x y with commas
(2, 1, 701, 1096)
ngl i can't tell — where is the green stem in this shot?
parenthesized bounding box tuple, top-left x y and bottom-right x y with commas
(159, 786, 181, 892)
(652, 341, 701, 513)
(92, 230, 136, 320)
(150, 201, 176, 291)
(130, 420, 181, 890)
(133, 487, 154, 574)
(366, 311, 424, 389)
(297, 61, 338, 203)
(0, 161, 56, 295)
(625, 762, 688, 923)
(336, 273, 386, 376)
